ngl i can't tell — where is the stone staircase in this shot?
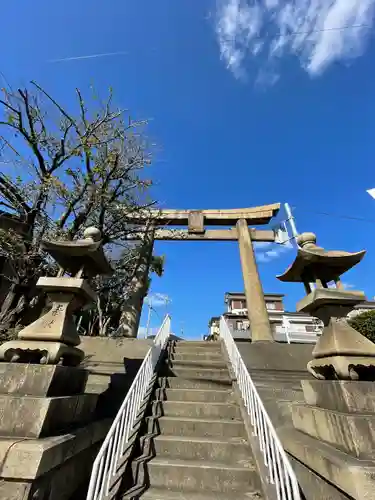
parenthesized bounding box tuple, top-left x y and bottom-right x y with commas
(249, 369, 309, 429)
(122, 341, 263, 499)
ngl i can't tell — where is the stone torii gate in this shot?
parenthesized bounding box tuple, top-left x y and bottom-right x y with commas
(122, 203, 280, 342)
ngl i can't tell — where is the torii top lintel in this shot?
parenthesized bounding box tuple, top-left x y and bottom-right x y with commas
(134, 203, 280, 227)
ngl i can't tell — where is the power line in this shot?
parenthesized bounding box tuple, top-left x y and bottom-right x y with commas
(222, 23, 372, 43)
(293, 206, 375, 225)
(273, 23, 372, 39)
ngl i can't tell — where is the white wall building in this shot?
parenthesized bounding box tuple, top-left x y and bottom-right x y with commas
(207, 292, 375, 343)
(220, 292, 323, 343)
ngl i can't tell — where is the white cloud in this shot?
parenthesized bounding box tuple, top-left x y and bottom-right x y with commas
(255, 240, 293, 263)
(137, 326, 159, 338)
(327, 281, 355, 289)
(144, 293, 171, 307)
(215, 0, 374, 81)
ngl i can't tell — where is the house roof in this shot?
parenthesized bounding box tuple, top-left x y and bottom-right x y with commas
(225, 292, 284, 301)
(354, 301, 375, 308)
(223, 311, 314, 319)
(208, 316, 220, 326)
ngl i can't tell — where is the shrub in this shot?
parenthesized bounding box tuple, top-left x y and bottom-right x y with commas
(348, 310, 375, 343)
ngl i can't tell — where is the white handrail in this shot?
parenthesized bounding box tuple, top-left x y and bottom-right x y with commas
(220, 317, 301, 500)
(86, 315, 171, 500)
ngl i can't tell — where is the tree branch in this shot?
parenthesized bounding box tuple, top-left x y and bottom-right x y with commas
(18, 89, 48, 176)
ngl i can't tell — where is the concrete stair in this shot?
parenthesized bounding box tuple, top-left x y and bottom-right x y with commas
(140, 489, 262, 499)
(126, 341, 263, 499)
(249, 369, 310, 429)
(155, 387, 234, 403)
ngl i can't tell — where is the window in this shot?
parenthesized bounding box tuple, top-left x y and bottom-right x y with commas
(266, 302, 276, 310)
(236, 321, 243, 330)
(305, 325, 315, 332)
(232, 300, 243, 310)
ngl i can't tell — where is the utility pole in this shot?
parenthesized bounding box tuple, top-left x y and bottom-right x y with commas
(145, 297, 152, 339)
(164, 296, 172, 316)
(284, 203, 298, 244)
(284, 202, 314, 290)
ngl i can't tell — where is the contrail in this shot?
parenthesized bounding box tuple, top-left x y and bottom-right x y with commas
(48, 51, 128, 63)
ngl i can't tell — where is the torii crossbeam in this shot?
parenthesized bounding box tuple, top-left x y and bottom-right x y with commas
(122, 203, 281, 342)
(126, 204, 279, 242)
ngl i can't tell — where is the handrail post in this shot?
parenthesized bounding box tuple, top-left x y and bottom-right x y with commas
(219, 316, 301, 500)
(86, 315, 171, 500)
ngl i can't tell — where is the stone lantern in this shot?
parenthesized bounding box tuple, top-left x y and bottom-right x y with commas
(277, 232, 375, 380)
(0, 227, 112, 366)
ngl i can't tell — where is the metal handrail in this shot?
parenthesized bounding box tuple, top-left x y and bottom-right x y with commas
(219, 317, 301, 500)
(86, 315, 171, 500)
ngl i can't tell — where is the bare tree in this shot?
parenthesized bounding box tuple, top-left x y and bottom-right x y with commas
(0, 81, 161, 337)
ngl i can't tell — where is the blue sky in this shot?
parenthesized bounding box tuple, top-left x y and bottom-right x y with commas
(1, 0, 375, 339)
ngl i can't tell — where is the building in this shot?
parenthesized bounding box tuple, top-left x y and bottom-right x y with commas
(207, 292, 323, 343)
(208, 291, 375, 343)
(224, 292, 323, 342)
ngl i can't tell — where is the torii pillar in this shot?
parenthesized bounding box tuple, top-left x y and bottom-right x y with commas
(125, 204, 279, 342)
(237, 219, 273, 342)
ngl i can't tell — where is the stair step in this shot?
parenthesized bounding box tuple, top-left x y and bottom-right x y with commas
(150, 415, 246, 439)
(250, 370, 309, 379)
(154, 400, 241, 420)
(159, 366, 230, 380)
(254, 378, 303, 389)
(256, 386, 304, 402)
(154, 434, 251, 463)
(159, 388, 234, 403)
(84, 384, 107, 394)
(172, 347, 223, 356)
(140, 487, 263, 499)
(171, 352, 223, 362)
(85, 374, 112, 387)
(158, 377, 232, 390)
(174, 341, 221, 348)
(166, 359, 227, 369)
(146, 457, 260, 493)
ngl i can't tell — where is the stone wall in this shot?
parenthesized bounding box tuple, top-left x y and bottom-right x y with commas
(81, 336, 153, 418)
(0, 337, 153, 500)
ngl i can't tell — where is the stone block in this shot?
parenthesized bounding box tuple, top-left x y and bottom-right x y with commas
(302, 379, 375, 413)
(288, 455, 353, 500)
(0, 422, 109, 500)
(0, 393, 98, 438)
(0, 481, 31, 500)
(0, 363, 88, 397)
(0, 419, 110, 479)
(80, 336, 152, 366)
(36, 442, 101, 500)
(291, 403, 375, 459)
(279, 426, 375, 500)
(237, 342, 313, 372)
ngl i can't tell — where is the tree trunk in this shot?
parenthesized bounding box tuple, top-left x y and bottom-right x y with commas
(118, 231, 155, 338)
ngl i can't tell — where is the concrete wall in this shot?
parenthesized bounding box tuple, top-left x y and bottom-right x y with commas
(80, 336, 153, 418)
